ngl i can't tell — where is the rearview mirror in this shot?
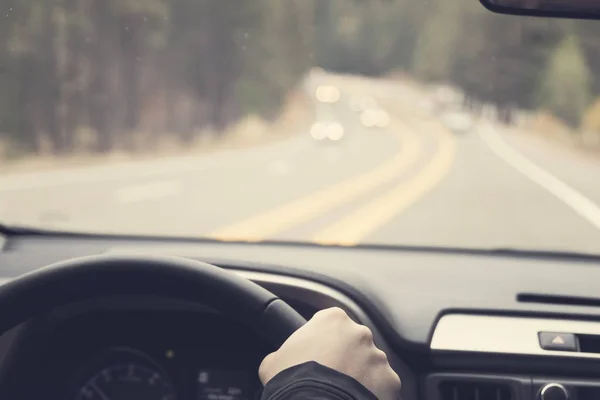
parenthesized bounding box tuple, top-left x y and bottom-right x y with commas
(481, 0, 600, 19)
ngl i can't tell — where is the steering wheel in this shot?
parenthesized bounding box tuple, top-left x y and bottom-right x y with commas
(0, 254, 307, 347)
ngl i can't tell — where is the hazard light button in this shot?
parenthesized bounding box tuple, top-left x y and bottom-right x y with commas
(539, 332, 579, 352)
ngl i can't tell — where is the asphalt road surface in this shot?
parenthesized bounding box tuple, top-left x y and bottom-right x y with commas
(2, 73, 600, 255)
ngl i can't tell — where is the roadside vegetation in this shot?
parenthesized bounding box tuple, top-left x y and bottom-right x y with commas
(1, 0, 600, 162)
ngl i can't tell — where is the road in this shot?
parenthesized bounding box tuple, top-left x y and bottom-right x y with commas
(2, 73, 600, 255)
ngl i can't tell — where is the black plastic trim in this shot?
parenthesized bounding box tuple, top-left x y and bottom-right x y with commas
(480, 0, 600, 20)
(3, 227, 600, 263)
(0, 254, 306, 348)
(518, 293, 600, 309)
(200, 257, 428, 354)
(424, 373, 532, 400)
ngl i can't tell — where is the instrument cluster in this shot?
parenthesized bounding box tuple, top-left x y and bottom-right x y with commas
(31, 309, 270, 400)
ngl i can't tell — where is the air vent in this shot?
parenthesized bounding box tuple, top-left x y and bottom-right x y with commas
(426, 373, 528, 400)
(439, 381, 513, 400)
(518, 293, 600, 308)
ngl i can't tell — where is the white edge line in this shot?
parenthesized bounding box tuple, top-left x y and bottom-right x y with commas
(479, 125, 600, 231)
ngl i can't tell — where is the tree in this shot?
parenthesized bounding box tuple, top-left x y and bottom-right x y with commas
(538, 34, 591, 127)
(0, 0, 315, 155)
(3, 0, 600, 158)
(412, 0, 464, 82)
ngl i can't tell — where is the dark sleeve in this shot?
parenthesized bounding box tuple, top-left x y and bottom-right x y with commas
(260, 361, 378, 400)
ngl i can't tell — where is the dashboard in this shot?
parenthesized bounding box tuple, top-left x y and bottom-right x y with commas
(2, 232, 600, 399)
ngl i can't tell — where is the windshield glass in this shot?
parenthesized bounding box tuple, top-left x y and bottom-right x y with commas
(1, 0, 600, 255)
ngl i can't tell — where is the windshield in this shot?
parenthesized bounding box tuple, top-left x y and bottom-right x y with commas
(1, 0, 600, 255)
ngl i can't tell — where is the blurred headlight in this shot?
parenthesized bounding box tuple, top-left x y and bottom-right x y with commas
(360, 109, 378, 128)
(327, 123, 345, 141)
(310, 123, 327, 140)
(316, 86, 328, 103)
(316, 86, 340, 103)
(329, 87, 340, 103)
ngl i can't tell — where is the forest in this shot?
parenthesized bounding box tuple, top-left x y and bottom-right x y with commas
(1, 0, 599, 156)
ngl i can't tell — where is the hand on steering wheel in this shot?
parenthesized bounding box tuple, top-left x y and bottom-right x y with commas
(260, 307, 401, 400)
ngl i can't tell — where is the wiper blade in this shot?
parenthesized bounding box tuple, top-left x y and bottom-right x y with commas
(291, 240, 600, 261)
(0, 223, 54, 235)
(0, 224, 597, 262)
(485, 247, 600, 262)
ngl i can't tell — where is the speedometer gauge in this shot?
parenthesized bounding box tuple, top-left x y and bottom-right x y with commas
(75, 364, 175, 400)
(73, 349, 176, 400)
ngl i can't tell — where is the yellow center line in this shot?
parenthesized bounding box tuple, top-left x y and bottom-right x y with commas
(210, 126, 422, 241)
(312, 123, 456, 246)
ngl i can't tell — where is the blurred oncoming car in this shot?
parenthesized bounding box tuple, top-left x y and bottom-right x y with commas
(360, 108, 390, 128)
(349, 96, 377, 113)
(440, 110, 474, 134)
(316, 85, 341, 104)
(310, 122, 345, 142)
